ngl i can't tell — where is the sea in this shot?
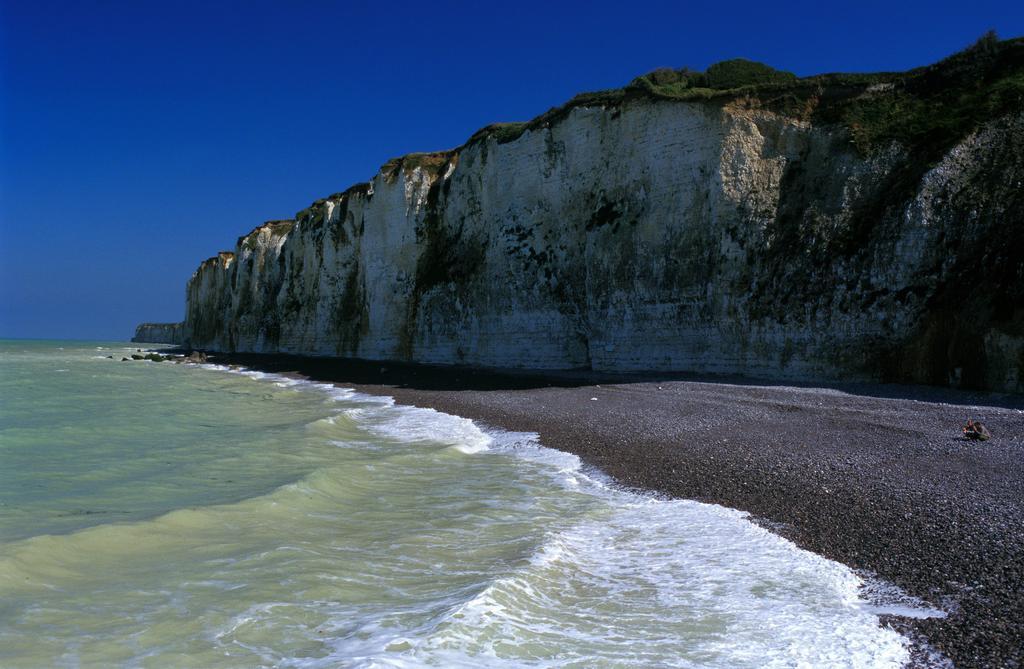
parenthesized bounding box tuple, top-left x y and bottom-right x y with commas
(0, 339, 921, 668)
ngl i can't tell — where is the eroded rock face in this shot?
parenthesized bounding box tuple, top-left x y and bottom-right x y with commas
(132, 322, 184, 345)
(180, 100, 1023, 393)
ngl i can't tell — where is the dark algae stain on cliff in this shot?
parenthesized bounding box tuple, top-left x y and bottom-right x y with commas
(398, 158, 486, 360)
(334, 265, 367, 356)
(586, 200, 622, 232)
(887, 114, 1024, 389)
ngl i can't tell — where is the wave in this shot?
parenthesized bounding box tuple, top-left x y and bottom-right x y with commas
(0, 357, 947, 667)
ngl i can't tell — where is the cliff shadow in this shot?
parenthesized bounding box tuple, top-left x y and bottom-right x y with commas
(174, 350, 1024, 410)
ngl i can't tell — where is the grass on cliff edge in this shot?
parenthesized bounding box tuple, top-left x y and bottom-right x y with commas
(471, 31, 1024, 160)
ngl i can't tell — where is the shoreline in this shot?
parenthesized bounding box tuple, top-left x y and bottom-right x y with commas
(191, 351, 1023, 668)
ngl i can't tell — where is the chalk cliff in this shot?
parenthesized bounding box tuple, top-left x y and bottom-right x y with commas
(132, 322, 184, 345)
(176, 38, 1024, 392)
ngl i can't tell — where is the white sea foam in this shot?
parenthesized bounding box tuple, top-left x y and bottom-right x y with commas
(859, 576, 949, 619)
(363, 404, 491, 453)
(192, 362, 945, 668)
(239, 370, 492, 454)
(381, 504, 905, 668)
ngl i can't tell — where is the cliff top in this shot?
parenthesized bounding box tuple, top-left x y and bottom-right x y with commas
(211, 33, 1023, 254)
(237, 219, 297, 249)
(466, 31, 1023, 157)
(196, 252, 236, 272)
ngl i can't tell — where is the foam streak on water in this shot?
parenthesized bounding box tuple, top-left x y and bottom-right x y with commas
(0, 341, 923, 667)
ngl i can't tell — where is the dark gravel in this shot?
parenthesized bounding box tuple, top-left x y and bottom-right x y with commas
(203, 352, 1024, 668)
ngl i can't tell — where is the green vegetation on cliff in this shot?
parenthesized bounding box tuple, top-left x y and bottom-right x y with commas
(630, 58, 797, 95)
(472, 32, 1023, 158)
(810, 31, 1024, 155)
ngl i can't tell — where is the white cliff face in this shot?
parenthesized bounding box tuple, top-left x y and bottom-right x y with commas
(132, 322, 184, 345)
(186, 252, 236, 351)
(181, 99, 1024, 393)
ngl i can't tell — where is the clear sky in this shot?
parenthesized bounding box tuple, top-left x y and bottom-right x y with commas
(1, 0, 1022, 340)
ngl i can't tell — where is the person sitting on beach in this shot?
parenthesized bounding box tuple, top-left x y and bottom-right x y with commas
(962, 419, 992, 441)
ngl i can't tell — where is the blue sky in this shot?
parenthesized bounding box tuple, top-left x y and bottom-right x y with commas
(2, 0, 1022, 340)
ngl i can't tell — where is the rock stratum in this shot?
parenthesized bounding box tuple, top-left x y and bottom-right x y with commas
(132, 322, 184, 345)
(171, 36, 1024, 392)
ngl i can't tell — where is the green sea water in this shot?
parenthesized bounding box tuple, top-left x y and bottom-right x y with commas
(0, 340, 913, 668)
